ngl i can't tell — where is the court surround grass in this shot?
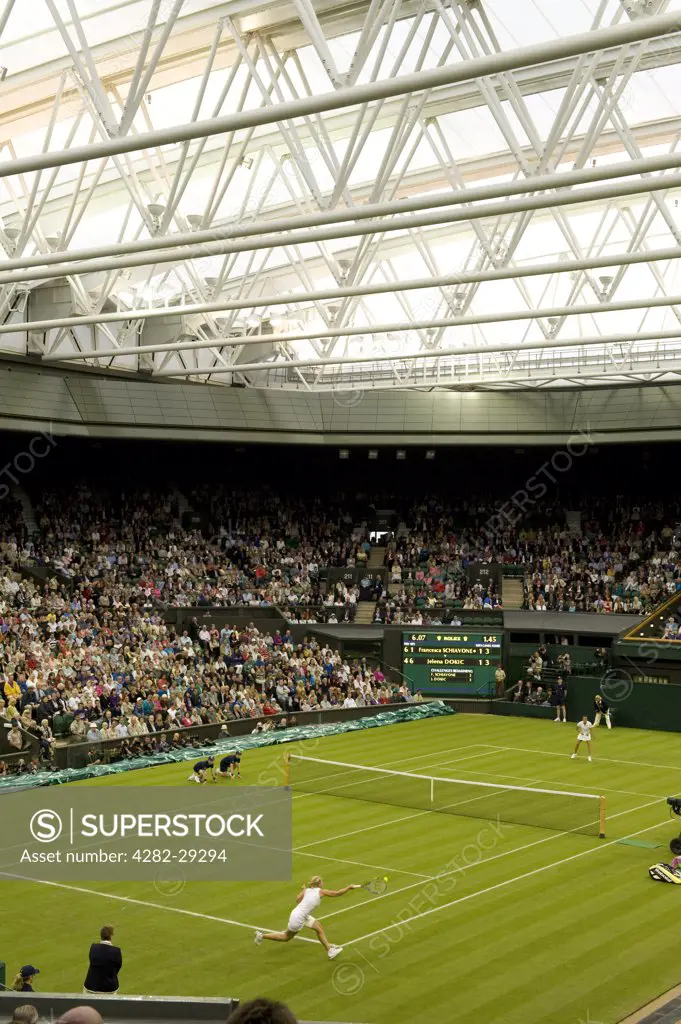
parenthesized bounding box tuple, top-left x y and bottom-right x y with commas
(3, 714, 680, 1024)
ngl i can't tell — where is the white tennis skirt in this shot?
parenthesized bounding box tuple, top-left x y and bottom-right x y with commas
(288, 912, 316, 933)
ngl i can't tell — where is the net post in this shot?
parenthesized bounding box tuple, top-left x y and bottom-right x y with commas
(599, 795, 606, 838)
(283, 752, 291, 787)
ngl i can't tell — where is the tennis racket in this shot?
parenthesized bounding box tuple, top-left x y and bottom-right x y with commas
(361, 876, 389, 895)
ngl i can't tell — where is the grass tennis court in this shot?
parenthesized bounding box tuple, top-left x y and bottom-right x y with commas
(5, 712, 681, 1024)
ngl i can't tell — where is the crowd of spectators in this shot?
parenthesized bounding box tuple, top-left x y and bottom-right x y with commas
(8, 485, 500, 624)
(284, 579, 364, 623)
(0, 552, 417, 769)
(0, 486, 679, 740)
(377, 497, 681, 614)
(374, 578, 501, 624)
(0, 482, 677, 777)
(0, 486, 677, 769)
(5, 485, 680, 618)
(520, 501, 681, 613)
(384, 515, 502, 615)
(26, 485, 327, 610)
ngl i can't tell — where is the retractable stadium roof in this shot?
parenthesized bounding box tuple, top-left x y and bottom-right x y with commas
(2, 0, 681, 399)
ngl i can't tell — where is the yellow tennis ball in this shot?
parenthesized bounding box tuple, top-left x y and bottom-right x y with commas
(384, 876, 388, 882)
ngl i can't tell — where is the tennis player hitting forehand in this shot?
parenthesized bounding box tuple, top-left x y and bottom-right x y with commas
(254, 875, 360, 959)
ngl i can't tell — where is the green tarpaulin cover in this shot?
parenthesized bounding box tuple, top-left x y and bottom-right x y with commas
(0, 700, 455, 792)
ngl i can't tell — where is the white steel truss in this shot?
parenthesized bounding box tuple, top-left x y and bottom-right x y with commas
(1, 0, 681, 393)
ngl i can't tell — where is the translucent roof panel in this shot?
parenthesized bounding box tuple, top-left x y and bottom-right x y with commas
(1, 0, 681, 394)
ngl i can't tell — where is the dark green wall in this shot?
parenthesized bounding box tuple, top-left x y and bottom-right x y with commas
(507, 643, 537, 684)
(614, 639, 681, 664)
(169, 606, 286, 630)
(501, 675, 681, 733)
(492, 703, 555, 721)
(567, 676, 681, 732)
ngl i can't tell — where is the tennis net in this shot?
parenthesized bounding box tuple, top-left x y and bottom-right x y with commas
(287, 753, 605, 837)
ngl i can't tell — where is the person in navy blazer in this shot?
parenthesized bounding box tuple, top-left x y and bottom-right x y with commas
(83, 925, 122, 994)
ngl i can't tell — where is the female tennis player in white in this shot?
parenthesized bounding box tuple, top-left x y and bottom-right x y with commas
(571, 714, 593, 761)
(254, 875, 361, 959)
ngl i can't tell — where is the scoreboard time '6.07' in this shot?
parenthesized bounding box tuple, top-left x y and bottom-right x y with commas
(401, 630, 503, 696)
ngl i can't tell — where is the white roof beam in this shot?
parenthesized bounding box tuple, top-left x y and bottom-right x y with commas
(1, 10, 679, 180)
(3, 242, 679, 338)
(46, 291, 681, 364)
(4, 163, 681, 286)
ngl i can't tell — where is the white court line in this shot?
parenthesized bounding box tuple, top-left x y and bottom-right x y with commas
(1, 803, 658, 950)
(0, 748, 486, 941)
(343, 799, 666, 947)
(320, 830, 566, 922)
(298, 756, 657, 851)
(296, 806, 438, 852)
(419, 749, 501, 768)
(297, 776, 543, 858)
(431, 765, 662, 800)
(291, 745, 490, 802)
(292, 752, 599, 801)
(417, 743, 667, 799)
(298, 747, 660, 858)
(373, 744, 488, 770)
(294, 751, 506, 852)
(295, 847, 431, 880)
(482, 744, 681, 773)
(0, 756, 453, 919)
(320, 794, 663, 922)
(0, 873, 317, 944)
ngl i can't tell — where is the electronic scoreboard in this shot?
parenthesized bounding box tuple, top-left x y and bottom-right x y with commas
(401, 630, 504, 696)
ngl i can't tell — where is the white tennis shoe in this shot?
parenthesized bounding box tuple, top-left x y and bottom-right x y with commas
(254, 932, 263, 945)
(328, 945, 343, 960)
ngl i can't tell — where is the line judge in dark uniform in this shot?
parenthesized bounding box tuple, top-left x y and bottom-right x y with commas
(84, 925, 122, 994)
